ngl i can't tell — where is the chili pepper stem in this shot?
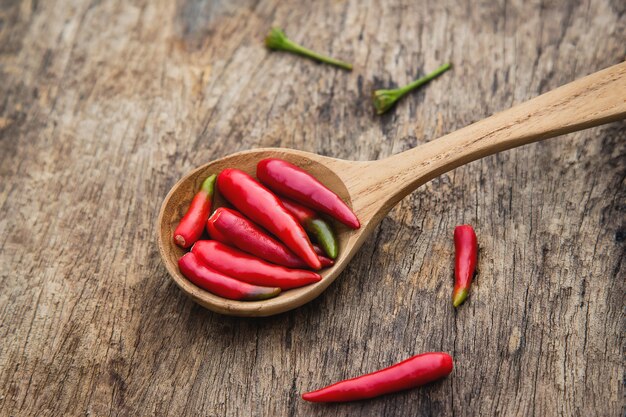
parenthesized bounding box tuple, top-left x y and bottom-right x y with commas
(452, 288, 469, 307)
(173, 174, 217, 249)
(265, 28, 352, 70)
(373, 63, 452, 114)
(398, 63, 451, 96)
(200, 174, 217, 194)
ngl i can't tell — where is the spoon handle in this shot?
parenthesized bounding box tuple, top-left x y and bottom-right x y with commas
(364, 61, 626, 214)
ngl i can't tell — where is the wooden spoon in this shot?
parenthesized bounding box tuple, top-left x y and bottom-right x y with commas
(158, 61, 626, 317)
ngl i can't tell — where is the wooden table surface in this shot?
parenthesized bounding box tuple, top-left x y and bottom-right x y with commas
(1, 0, 624, 416)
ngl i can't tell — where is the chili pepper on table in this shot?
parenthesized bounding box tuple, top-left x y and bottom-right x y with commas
(302, 352, 453, 403)
(207, 207, 333, 269)
(192, 240, 321, 290)
(217, 168, 321, 270)
(173, 174, 216, 248)
(280, 197, 338, 259)
(453, 224, 478, 307)
(257, 158, 360, 229)
(178, 252, 280, 301)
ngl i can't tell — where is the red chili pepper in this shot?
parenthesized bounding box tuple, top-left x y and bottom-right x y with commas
(453, 224, 478, 307)
(173, 174, 216, 248)
(302, 352, 453, 402)
(192, 240, 321, 290)
(217, 168, 321, 270)
(279, 198, 338, 259)
(257, 158, 360, 229)
(178, 252, 280, 301)
(207, 207, 306, 268)
(207, 207, 333, 269)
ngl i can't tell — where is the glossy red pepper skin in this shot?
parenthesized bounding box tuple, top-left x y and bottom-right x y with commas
(173, 175, 216, 248)
(192, 240, 321, 290)
(302, 352, 453, 402)
(207, 207, 304, 267)
(453, 225, 478, 307)
(217, 169, 321, 270)
(257, 158, 360, 229)
(207, 207, 333, 269)
(280, 198, 338, 259)
(178, 252, 280, 301)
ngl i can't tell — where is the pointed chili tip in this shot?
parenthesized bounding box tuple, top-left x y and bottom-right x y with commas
(305, 248, 323, 270)
(301, 392, 319, 402)
(438, 352, 455, 376)
(340, 211, 360, 230)
(452, 288, 469, 307)
(319, 256, 334, 267)
(340, 213, 360, 229)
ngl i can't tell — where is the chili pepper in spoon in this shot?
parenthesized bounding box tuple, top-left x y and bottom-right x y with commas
(217, 169, 321, 270)
(279, 197, 338, 259)
(192, 241, 321, 290)
(257, 158, 360, 229)
(302, 352, 453, 402)
(178, 252, 280, 301)
(452, 224, 478, 307)
(173, 174, 216, 248)
(207, 207, 316, 268)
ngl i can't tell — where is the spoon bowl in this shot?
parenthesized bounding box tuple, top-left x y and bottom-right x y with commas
(158, 148, 369, 316)
(158, 62, 626, 316)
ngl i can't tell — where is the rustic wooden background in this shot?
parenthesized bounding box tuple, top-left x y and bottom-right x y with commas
(1, 0, 624, 416)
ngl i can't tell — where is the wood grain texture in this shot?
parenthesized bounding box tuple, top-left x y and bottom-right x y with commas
(1, 0, 624, 415)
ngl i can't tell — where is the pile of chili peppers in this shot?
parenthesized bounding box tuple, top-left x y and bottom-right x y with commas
(173, 158, 358, 300)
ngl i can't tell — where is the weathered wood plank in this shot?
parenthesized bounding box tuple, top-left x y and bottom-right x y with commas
(0, 0, 624, 416)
